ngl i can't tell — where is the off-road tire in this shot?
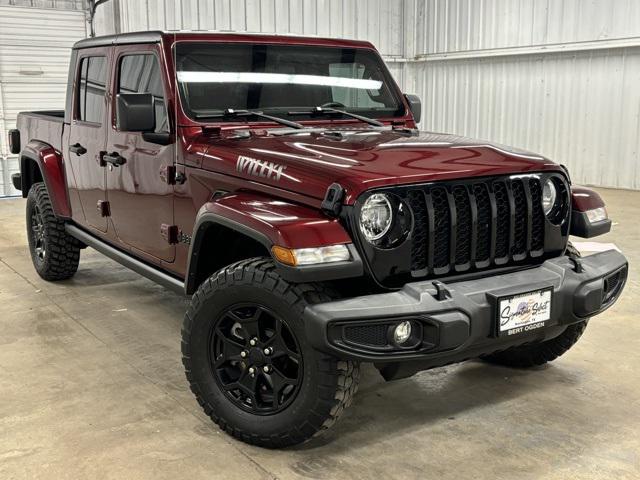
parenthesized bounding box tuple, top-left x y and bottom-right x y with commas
(181, 258, 359, 449)
(26, 182, 80, 281)
(482, 242, 587, 368)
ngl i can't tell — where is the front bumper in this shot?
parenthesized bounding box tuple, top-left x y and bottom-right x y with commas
(304, 250, 628, 366)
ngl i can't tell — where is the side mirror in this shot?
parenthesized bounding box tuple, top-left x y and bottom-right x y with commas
(404, 94, 422, 124)
(116, 93, 155, 132)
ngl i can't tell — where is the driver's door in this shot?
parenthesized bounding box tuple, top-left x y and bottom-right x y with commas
(105, 45, 175, 263)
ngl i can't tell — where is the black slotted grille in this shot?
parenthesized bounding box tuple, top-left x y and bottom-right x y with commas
(473, 184, 492, 262)
(431, 187, 451, 269)
(512, 181, 528, 255)
(529, 179, 545, 251)
(403, 176, 549, 276)
(453, 186, 472, 265)
(493, 182, 510, 259)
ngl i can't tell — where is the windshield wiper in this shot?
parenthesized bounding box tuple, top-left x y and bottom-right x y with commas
(195, 108, 304, 129)
(288, 106, 384, 127)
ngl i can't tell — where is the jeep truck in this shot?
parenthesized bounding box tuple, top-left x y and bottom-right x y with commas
(8, 31, 628, 448)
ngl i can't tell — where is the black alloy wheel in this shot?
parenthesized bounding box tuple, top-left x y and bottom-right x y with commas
(30, 204, 46, 264)
(211, 304, 302, 414)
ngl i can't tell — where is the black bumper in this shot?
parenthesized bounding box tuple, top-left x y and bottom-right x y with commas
(304, 250, 628, 366)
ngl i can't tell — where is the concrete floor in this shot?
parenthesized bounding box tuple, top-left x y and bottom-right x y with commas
(0, 187, 638, 480)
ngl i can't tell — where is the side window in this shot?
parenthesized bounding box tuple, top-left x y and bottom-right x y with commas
(118, 54, 168, 133)
(77, 56, 107, 123)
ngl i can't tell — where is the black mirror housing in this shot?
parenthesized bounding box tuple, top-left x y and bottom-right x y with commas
(404, 94, 422, 124)
(117, 93, 155, 132)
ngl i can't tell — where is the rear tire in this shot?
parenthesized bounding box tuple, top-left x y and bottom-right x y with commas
(181, 258, 359, 448)
(482, 242, 587, 368)
(26, 182, 80, 281)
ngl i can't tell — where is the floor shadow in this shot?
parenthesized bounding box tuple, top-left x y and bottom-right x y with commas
(293, 360, 581, 452)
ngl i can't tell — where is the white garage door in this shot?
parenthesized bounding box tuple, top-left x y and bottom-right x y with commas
(0, 5, 86, 197)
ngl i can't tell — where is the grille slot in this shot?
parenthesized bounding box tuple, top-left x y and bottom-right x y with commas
(405, 176, 549, 276)
(344, 324, 389, 347)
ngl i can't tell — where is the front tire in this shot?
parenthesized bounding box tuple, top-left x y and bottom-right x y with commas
(181, 258, 359, 448)
(26, 182, 80, 281)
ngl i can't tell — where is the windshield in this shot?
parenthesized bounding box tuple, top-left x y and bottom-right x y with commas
(175, 42, 404, 121)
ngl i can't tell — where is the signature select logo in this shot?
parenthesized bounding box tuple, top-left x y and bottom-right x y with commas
(500, 298, 550, 327)
(236, 155, 286, 181)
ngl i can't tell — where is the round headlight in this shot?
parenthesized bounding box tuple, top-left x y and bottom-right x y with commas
(542, 179, 557, 215)
(360, 193, 393, 242)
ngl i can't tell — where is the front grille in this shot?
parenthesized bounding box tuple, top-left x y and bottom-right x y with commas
(404, 176, 549, 276)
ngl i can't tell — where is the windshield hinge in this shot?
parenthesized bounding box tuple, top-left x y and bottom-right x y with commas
(160, 165, 186, 185)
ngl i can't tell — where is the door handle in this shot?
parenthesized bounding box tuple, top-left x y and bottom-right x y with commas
(101, 151, 127, 167)
(70, 143, 87, 156)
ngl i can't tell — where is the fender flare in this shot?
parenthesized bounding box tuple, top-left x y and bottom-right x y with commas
(184, 193, 363, 293)
(570, 186, 611, 238)
(21, 141, 71, 218)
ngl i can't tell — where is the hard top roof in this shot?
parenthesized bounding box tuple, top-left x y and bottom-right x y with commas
(73, 30, 375, 50)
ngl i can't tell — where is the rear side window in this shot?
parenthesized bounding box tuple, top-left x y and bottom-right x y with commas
(118, 54, 168, 133)
(77, 56, 107, 124)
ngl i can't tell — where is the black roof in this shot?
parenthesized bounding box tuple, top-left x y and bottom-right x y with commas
(73, 31, 164, 50)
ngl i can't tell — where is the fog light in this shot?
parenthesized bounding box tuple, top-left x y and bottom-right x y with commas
(393, 321, 412, 345)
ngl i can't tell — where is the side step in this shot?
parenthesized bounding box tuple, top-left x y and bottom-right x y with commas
(65, 224, 185, 295)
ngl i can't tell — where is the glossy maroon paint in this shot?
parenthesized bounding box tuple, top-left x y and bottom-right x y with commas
(105, 42, 176, 263)
(198, 192, 352, 249)
(22, 140, 71, 218)
(571, 186, 606, 212)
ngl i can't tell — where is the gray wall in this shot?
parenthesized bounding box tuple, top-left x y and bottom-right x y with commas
(0, 3, 87, 197)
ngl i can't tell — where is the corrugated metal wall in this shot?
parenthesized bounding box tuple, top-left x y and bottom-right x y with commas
(0, 4, 86, 196)
(96, 0, 406, 57)
(404, 0, 640, 190)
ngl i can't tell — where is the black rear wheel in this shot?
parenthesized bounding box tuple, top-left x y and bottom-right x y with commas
(26, 182, 80, 281)
(182, 258, 359, 448)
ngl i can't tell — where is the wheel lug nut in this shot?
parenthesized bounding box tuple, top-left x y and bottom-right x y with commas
(263, 365, 271, 373)
(249, 338, 257, 346)
(248, 367, 255, 375)
(240, 351, 247, 358)
(263, 347, 272, 355)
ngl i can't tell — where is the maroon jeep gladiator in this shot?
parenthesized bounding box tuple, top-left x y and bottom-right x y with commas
(9, 31, 627, 448)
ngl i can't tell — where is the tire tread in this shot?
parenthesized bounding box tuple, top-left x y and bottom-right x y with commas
(27, 183, 80, 281)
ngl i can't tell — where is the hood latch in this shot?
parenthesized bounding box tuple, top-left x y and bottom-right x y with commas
(321, 183, 345, 218)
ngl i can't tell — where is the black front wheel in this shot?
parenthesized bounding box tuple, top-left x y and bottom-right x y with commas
(182, 258, 359, 448)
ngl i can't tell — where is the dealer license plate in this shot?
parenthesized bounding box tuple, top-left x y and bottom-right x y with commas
(498, 288, 552, 336)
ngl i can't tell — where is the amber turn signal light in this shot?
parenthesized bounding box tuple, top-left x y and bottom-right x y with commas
(271, 246, 297, 266)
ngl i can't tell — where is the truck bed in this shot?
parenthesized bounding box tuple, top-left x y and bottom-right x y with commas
(16, 110, 65, 153)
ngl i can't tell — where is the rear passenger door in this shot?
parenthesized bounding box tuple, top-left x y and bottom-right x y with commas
(66, 50, 110, 232)
(105, 45, 175, 263)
